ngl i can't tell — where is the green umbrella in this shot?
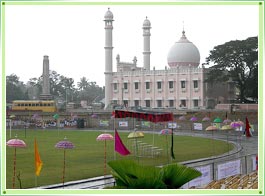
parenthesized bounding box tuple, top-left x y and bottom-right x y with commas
(213, 117, 222, 123)
(53, 114, 60, 135)
(53, 114, 59, 120)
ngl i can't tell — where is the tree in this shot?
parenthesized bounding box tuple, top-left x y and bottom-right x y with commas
(205, 36, 258, 103)
(6, 74, 28, 102)
(7, 70, 104, 109)
(76, 77, 104, 104)
(26, 77, 41, 100)
(77, 77, 89, 91)
(58, 76, 76, 102)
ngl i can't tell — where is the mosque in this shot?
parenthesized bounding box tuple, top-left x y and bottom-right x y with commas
(103, 8, 236, 110)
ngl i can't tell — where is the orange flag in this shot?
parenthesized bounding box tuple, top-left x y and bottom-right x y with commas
(34, 138, 43, 176)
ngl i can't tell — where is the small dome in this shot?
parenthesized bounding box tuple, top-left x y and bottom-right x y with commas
(167, 30, 200, 68)
(104, 8, 113, 20)
(143, 16, 151, 28)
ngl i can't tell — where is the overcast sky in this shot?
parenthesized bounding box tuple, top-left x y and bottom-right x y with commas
(5, 3, 259, 87)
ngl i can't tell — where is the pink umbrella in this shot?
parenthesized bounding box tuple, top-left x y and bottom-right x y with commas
(178, 116, 186, 121)
(223, 119, 232, 124)
(91, 114, 98, 118)
(202, 116, 211, 122)
(7, 138, 27, 188)
(159, 129, 172, 135)
(190, 117, 198, 122)
(160, 129, 172, 163)
(71, 114, 78, 121)
(190, 117, 198, 131)
(205, 125, 218, 131)
(230, 121, 241, 128)
(55, 137, 75, 186)
(236, 120, 244, 126)
(32, 113, 41, 120)
(96, 133, 114, 175)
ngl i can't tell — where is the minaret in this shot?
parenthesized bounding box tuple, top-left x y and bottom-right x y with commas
(39, 55, 52, 100)
(142, 16, 151, 70)
(104, 8, 114, 109)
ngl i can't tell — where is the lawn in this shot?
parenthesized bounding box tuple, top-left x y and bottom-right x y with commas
(5, 129, 233, 189)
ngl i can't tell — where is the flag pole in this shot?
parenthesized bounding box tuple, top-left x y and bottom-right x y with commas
(35, 175, 37, 187)
(113, 111, 116, 160)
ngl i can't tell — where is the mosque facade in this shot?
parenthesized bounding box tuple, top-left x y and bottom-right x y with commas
(104, 8, 236, 110)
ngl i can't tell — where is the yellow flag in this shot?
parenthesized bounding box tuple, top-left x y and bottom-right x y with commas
(34, 138, 43, 176)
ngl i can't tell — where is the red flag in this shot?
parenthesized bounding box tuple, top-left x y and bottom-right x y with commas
(115, 129, 130, 156)
(245, 117, 252, 137)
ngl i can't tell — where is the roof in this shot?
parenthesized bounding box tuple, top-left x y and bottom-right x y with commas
(114, 109, 173, 123)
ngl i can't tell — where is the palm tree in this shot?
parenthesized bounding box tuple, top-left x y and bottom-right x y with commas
(77, 77, 89, 91)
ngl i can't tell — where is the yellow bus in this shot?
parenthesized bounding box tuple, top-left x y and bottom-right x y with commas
(11, 100, 57, 112)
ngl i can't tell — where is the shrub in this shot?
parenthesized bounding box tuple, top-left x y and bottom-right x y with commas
(108, 160, 201, 189)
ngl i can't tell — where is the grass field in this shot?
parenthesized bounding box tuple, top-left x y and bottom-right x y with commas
(5, 129, 233, 189)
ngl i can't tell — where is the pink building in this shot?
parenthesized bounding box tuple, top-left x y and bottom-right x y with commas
(104, 9, 236, 110)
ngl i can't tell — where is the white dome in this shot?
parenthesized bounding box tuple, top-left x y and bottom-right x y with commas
(143, 17, 151, 27)
(167, 31, 200, 68)
(104, 8, 113, 20)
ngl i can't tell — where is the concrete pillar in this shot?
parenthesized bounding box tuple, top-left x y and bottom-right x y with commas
(104, 8, 114, 109)
(143, 17, 151, 71)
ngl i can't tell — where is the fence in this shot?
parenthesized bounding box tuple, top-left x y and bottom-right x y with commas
(34, 153, 258, 189)
(181, 153, 258, 188)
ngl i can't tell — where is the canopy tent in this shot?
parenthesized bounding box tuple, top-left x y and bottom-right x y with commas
(113, 109, 174, 161)
(113, 109, 173, 123)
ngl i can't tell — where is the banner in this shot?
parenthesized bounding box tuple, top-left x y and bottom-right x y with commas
(119, 121, 128, 127)
(141, 121, 150, 128)
(114, 110, 173, 123)
(193, 123, 203, 131)
(182, 165, 211, 188)
(99, 120, 109, 127)
(217, 159, 241, 180)
(168, 122, 177, 129)
(252, 155, 258, 171)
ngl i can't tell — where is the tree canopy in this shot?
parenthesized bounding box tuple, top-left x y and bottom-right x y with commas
(205, 36, 258, 103)
(6, 72, 104, 108)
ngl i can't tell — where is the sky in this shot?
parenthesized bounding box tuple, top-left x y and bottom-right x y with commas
(4, 3, 259, 88)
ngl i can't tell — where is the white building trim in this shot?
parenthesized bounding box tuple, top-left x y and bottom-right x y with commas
(180, 97, 187, 100)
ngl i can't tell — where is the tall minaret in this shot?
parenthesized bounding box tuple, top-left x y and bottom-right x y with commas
(142, 17, 151, 70)
(104, 8, 114, 109)
(39, 55, 52, 100)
